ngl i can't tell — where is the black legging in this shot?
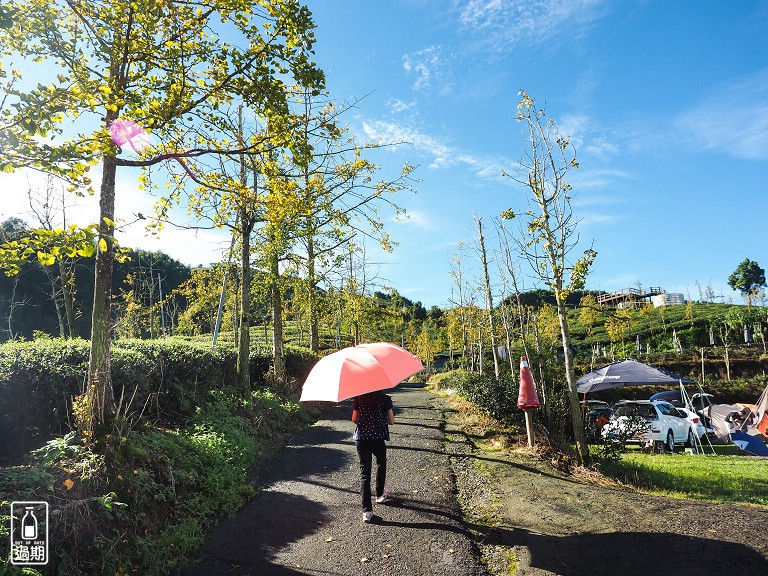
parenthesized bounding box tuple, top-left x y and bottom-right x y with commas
(356, 438, 387, 512)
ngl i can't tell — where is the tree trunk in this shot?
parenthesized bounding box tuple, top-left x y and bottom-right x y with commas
(270, 250, 286, 385)
(87, 152, 117, 435)
(49, 272, 66, 337)
(555, 293, 590, 466)
(307, 233, 319, 352)
(530, 310, 548, 413)
(59, 260, 77, 337)
(476, 217, 500, 379)
(500, 301, 515, 375)
(237, 214, 254, 394)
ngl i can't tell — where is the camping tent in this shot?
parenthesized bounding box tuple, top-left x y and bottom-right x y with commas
(754, 383, 768, 436)
(576, 359, 692, 394)
(707, 382, 768, 455)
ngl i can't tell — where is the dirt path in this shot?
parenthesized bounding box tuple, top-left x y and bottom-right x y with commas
(445, 408, 768, 576)
(180, 383, 486, 576)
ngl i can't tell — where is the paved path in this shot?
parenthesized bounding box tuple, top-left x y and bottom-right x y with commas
(180, 383, 487, 576)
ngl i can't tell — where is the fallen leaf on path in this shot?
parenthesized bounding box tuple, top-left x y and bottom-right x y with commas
(360, 557, 369, 563)
(325, 537, 334, 543)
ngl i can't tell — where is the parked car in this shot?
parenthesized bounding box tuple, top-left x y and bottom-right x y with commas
(581, 400, 612, 441)
(602, 400, 696, 451)
(648, 390, 715, 436)
(675, 407, 707, 439)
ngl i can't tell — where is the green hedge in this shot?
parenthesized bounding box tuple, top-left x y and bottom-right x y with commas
(0, 337, 317, 460)
(441, 369, 521, 423)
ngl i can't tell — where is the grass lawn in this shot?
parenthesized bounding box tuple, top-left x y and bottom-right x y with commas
(595, 444, 768, 507)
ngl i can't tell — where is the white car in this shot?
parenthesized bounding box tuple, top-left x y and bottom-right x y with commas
(602, 400, 696, 452)
(675, 407, 707, 440)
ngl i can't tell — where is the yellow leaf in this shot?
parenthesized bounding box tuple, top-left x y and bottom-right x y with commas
(64, 478, 74, 490)
(98, 238, 107, 252)
(37, 251, 56, 266)
(77, 244, 94, 257)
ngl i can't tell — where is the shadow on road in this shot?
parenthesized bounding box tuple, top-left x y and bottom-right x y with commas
(492, 525, 768, 576)
(180, 492, 329, 576)
(389, 441, 576, 484)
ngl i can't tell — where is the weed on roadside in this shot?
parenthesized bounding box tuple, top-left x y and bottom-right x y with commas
(0, 387, 318, 575)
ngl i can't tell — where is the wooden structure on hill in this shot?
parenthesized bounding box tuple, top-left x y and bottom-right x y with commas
(597, 286, 665, 308)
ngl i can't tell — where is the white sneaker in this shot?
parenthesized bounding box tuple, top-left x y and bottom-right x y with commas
(376, 488, 390, 504)
(362, 511, 373, 523)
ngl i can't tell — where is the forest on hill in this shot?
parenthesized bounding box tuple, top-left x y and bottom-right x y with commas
(3, 214, 766, 403)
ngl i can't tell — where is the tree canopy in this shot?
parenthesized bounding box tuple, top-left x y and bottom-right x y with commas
(728, 258, 766, 305)
(0, 0, 326, 432)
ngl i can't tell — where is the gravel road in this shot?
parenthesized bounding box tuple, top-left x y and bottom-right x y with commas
(180, 382, 486, 576)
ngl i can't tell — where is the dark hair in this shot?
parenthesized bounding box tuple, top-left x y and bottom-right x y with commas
(355, 391, 387, 405)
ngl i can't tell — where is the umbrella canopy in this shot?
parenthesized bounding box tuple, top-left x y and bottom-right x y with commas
(299, 342, 424, 403)
(576, 359, 692, 394)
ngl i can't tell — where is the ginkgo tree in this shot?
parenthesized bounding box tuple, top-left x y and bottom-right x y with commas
(289, 93, 416, 352)
(0, 0, 325, 436)
(502, 90, 597, 466)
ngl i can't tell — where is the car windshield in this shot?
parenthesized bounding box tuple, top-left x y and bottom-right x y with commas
(614, 403, 655, 419)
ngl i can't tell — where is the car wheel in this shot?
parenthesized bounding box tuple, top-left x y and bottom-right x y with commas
(685, 429, 695, 447)
(666, 430, 675, 453)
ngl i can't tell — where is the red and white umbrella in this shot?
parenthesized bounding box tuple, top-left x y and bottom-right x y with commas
(299, 342, 424, 402)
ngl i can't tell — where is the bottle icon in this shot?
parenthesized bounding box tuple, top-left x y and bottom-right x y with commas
(21, 507, 37, 540)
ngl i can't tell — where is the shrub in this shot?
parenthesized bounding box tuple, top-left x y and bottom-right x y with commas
(443, 370, 520, 423)
(0, 387, 316, 576)
(0, 337, 318, 459)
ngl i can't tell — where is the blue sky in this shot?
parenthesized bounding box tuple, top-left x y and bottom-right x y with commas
(306, 0, 768, 307)
(3, 0, 768, 309)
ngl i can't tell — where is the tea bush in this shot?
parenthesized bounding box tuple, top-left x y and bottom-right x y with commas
(442, 369, 520, 423)
(0, 337, 317, 459)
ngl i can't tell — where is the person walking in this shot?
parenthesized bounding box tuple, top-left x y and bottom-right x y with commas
(352, 390, 395, 523)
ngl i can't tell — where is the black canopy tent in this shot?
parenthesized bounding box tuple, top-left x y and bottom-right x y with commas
(577, 359, 709, 453)
(576, 359, 692, 394)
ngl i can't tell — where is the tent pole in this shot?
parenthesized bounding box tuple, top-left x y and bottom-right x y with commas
(685, 379, 716, 454)
(696, 379, 717, 453)
(679, 380, 701, 454)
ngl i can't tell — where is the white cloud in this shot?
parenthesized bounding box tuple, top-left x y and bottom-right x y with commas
(676, 68, 768, 161)
(578, 211, 623, 229)
(362, 119, 510, 181)
(386, 98, 418, 114)
(0, 170, 99, 227)
(1, 168, 229, 268)
(395, 209, 433, 229)
(402, 45, 453, 94)
(456, 0, 608, 54)
(570, 168, 631, 191)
